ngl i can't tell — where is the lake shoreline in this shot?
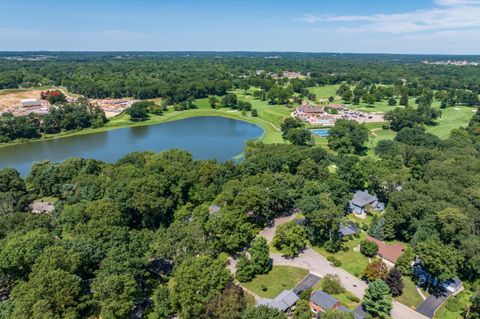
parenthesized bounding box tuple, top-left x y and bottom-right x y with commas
(0, 116, 264, 176)
(0, 109, 278, 149)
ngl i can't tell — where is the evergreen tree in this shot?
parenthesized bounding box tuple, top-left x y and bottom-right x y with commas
(362, 279, 392, 319)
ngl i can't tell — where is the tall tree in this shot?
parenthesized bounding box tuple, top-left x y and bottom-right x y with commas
(362, 279, 392, 319)
(385, 268, 404, 297)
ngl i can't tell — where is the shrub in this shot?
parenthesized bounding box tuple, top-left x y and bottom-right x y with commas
(347, 294, 360, 303)
(362, 259, 388, 282)
(360, 240, 378, 257)
(327, 256, 342, 267)
(321, 275, 345, 295)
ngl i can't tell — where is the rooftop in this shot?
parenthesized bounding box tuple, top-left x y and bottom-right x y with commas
(350, 190, 379, 207)
(366, 235, 405, 263)
(259, 290, 299, 312)
(310, 290, 339, 310)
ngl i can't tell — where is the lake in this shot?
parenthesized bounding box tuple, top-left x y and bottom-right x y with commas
(0, 116, 263, 176)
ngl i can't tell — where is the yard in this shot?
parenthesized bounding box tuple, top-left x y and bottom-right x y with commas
(312, 233, 369, 278)
(396, 276, 424, 309)
(241, 266, 309, 299)
(435, 291, 472, 319)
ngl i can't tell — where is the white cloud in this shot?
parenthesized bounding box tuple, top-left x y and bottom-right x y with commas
(299, 1, 480, 34)
(435, 0, 480, 6)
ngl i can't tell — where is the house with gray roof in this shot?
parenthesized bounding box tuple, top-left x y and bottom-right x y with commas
(309, 290, 365, 318)
(339, 221, 359, 237)
(258, 290, 299, 312)
(349, 190, 384, 216)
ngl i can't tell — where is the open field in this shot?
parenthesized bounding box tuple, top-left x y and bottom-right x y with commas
(241, 266, 309, 299)
(0, 89, 45, 111)
(427, 106, 477, 139)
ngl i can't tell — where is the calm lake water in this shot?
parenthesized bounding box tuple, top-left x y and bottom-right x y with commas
(0, 116, 263, 176)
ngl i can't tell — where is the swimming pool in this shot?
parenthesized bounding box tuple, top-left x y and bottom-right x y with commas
(311, 128, 330, 137)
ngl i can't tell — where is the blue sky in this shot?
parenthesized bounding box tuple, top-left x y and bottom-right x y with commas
(0, 0, 479, 54)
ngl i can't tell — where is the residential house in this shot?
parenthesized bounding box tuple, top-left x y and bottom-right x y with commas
(413, 259, 463, 294)
(258, 290, 299, 312)
(339, 221, 359, 238)
(349, 190, 384, 216)
(309, 290, 365, 318)
(366, 235, 404, 266)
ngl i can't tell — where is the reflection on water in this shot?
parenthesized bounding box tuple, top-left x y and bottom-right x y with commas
(0, 117, 263, 176)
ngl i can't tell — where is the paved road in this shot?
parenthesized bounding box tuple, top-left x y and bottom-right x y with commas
(259, 214, 297, 243)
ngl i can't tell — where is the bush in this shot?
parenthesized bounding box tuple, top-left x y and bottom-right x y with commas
(360, 240, 378, 257)
(445, 294, 467, 313)
(327, 256, 342, 267)
(299, 288, 313, 300)
(251, 109, 258, 117)
(347, 294, 360, 303)
(321, 275, 345, 295)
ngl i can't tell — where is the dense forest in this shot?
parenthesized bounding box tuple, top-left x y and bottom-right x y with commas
(1, 52, 480, 102)
(0, 102, 479, 318)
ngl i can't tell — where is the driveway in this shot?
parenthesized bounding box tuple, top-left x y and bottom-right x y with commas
(292, 273, 321, 295)
(416, 290, 451, 318)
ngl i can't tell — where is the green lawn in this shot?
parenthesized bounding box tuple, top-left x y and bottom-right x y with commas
(241, 266, 309, 299)
(435, 291, 472, 319)
(312, 233, 369, 277)
(396, 276, 424, 309)
(427, 106, 476, 139)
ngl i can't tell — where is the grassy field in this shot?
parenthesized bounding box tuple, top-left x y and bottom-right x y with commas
(396, 276, 424, 309)
(427, 106, 477, 139)
(241, 266, 309, 299)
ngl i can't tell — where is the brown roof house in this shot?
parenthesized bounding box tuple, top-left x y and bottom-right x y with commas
(366, 235, 405, 266)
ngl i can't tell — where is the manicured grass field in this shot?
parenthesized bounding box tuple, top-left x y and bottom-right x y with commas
(241, 266, 309, 299)
(396, 276, 424, 309)
(427, 106, 476, 139)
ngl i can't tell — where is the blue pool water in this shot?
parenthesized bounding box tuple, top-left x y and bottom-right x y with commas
(311, 128, 330, 137)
